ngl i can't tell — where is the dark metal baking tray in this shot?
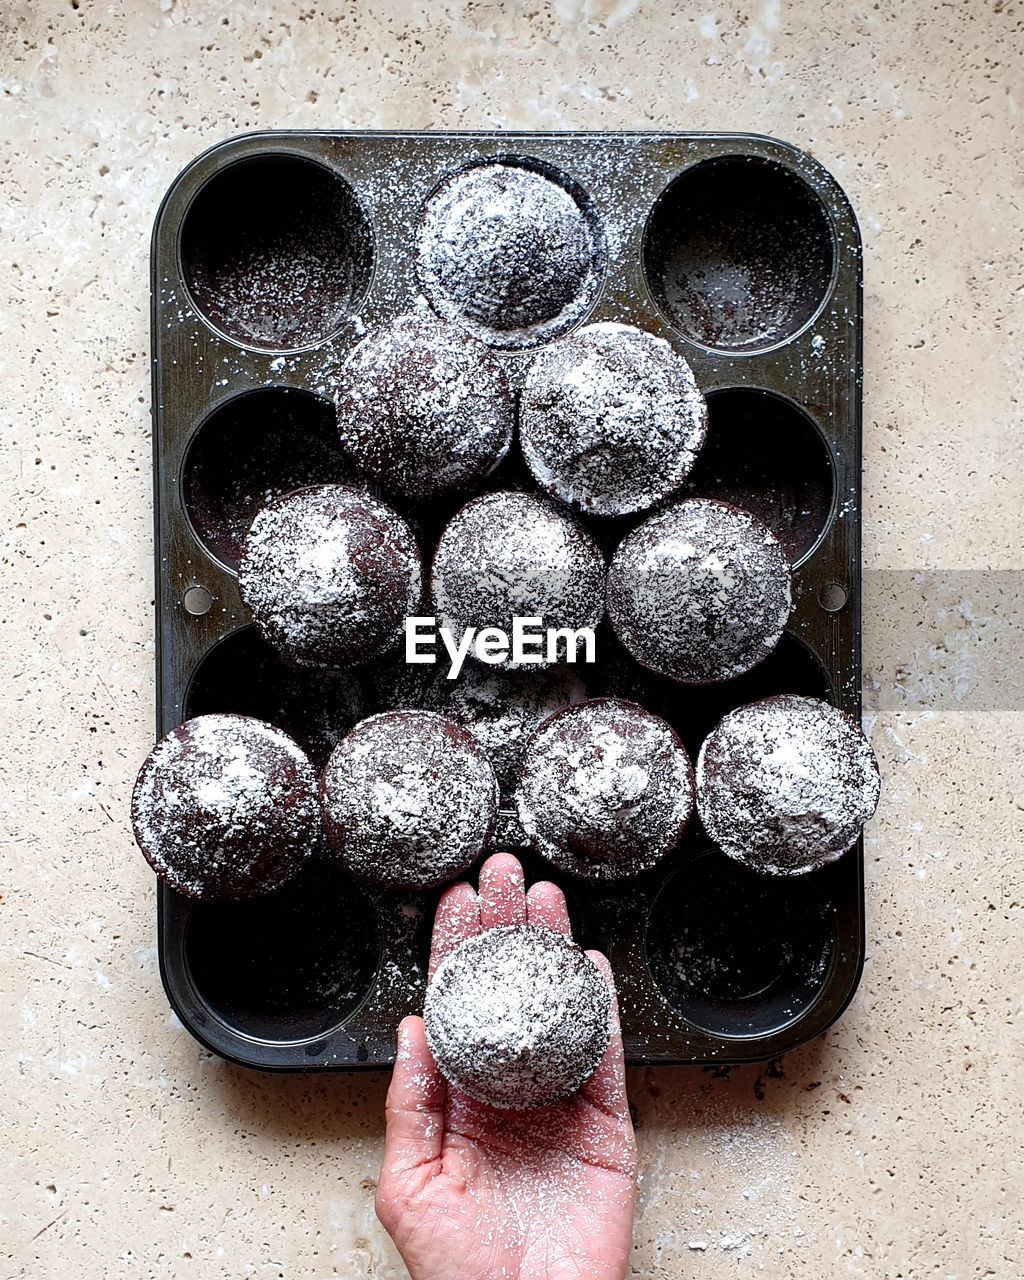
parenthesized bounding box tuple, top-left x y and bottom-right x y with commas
(149, 130, 863, 1071)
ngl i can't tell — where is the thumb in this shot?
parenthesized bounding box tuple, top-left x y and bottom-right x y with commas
(378, 1016, 446, 1220)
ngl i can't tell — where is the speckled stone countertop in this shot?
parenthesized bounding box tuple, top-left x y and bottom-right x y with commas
(2, 2, 1021, 1277)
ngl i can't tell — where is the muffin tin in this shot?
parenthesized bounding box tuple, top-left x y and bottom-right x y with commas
(149, 131, 863, 1070)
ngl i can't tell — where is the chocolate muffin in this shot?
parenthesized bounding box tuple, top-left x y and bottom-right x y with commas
(319, 710, 499, 889)
(520, 322, 708, 517)
(334, 314, 514, 502)
(515, 698, 694, 879)
(695, 694, 881, 876)
(429, 662, 589, 794)
(238, 484, 422, 670)
(424, 924, 610, 1109)
(131, 713, 319, 899)
(430, 491, 605, 670)
(606, 497, 792, 685)
(416, 161, 602, 348)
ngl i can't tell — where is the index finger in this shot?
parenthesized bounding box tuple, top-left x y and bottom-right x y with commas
(428, 879, 481, 980)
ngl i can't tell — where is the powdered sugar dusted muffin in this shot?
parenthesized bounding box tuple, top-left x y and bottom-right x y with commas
(424, 924, 610, 1109)
(131, 713, 319, 899)
(431, 491, 605, 670)
(238, 485, 421, 670)
(334, 314, 514, 502)
(319, 710, 499, 889)
(416, 162, 602, 348)
(515, 698, 694, 879)
(606, 497, 792, 685)
(429, 663, 589, 794)
(696, 694, 881, 876)
(520, 322, 708, 517)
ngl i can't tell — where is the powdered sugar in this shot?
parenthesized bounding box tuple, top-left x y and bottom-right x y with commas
(130, 713, 319, 899)
(606, 498, 792, 685)
(424, 924, 610, 1109)
(515, 698, 694, 879)
(334, 313, 513, 501)
(520, 322, 708, 517)
(416, 162, 603, 349)
(319, 710, 499, 889)
(238, 484, 422, 670)
(695, 694, 881, 875)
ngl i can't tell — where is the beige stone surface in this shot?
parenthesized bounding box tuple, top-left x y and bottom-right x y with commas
(1, 1, 1021, 1276)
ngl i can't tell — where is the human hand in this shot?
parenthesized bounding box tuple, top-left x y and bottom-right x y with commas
(376, 852, 638, 1280)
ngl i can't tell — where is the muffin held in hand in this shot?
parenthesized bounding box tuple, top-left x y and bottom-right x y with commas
(319, 709, 499, 890)
(238, 484, 422, 671)
(515, 698, 694, 880)
(131, 713, 320, 899)
(424, 924, 610, 1110)
(695, 694, 881, 876)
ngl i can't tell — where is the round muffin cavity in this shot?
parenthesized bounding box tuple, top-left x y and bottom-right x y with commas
(131, 713, 319, 900)
(516, 698, 694, 879)
(238, 484, 422, 670)
(521, 322, 708, 517)
(695, 694, 881, 876)
(319, 710, 499, 889)
(335, 314, 514, 502)
(429, 663, 589, 794)
(416, 161, 602, 348)
(431, 491, 605, 671)
(424, 924, 610, 1109)
(606, 497, 792, 685)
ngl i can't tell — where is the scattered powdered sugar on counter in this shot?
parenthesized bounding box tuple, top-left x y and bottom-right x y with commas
(634, 1082, 807, 1272)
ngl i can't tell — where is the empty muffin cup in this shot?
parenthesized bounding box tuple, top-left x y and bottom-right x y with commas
(184, 625, 371, 772)
(183, 858, 379, 1043)
(182, 387, 355, 572)
(646, 848, 836, 1039)
(643, 155, 835, 352)
(602, 630, 833, 761)
(682, 388, 835, 566)
(179, 152, 373, 351)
